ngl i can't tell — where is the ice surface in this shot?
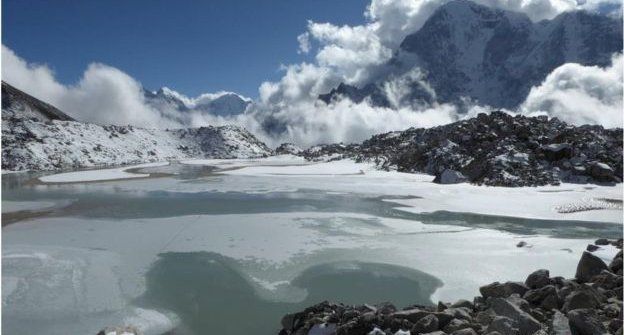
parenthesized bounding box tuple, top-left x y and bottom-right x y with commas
(39, 162, 169, 183)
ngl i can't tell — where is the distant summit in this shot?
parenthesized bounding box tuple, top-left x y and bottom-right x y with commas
(144, 87, 251, 117)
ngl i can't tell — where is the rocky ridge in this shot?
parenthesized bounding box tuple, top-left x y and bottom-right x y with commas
(293, 112, 623, 187)
(279, 239, 623, 335)
(1, 82, 272, 171)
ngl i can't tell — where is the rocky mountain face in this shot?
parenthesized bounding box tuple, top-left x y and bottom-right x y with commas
(279, 239, 623, 335)
(294, 112, 623, 187)
(2, 82, 271, 171)
(320, 0, 623, 109)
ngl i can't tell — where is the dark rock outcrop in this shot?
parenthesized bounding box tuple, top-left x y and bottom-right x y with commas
(278, 240, 622, 335)
(298, 112, 623, 187)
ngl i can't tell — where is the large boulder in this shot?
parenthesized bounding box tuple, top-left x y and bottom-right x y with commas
(575, 251, 609, 283)
(525, 269, 550, 289)
(551, 311, 571, 335)
(486, 316, 519, 335)
(541, 143, 572, 161)
(588, 162, 618, 182)
(488, 298, 542, 335)
(567, 309, 607, 335)
(434, 169, 468, 184)
(562, 290, 600, 312)
(523, 285, 559, 310)
(480, 282, 529, 299)
(412, 314, 440, 334)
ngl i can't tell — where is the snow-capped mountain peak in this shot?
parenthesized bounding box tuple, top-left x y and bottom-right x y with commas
(145, 86, 251, 116)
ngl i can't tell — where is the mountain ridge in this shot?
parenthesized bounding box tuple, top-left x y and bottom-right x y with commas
(320, 0, 623, 109)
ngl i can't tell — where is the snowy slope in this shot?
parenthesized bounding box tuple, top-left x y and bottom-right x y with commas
(2, 82, 272, 171)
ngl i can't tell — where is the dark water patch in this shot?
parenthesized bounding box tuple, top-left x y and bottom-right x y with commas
(137, 252, 441, 335)
(292, 262, 441, 307)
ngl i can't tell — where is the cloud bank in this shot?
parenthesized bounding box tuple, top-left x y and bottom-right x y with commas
(2, 45, 176, 128)
(521, 54, 623, 128)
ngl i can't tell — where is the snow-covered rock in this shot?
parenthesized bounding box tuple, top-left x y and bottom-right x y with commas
(2, 81, 271, 171)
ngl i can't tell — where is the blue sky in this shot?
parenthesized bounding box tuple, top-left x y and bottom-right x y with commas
(2, 0, 368, 97)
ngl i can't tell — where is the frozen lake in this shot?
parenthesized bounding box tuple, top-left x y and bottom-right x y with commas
(2, 158, 622, 335)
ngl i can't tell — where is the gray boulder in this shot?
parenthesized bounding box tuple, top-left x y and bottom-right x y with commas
(392, 308, 431, 323)
(588, 162, 616, 182)
(486, 316, 519, 335)
(434, 169, 468, 184)
(525, 269, 550, 289)
(451, 329, 478, 335)
(443, 318, 471, 333)
(488, 298, 542, 335)
(551, 311, 571, 335)
(480, 282, 529, 299)
(450, 299, 474, 309)
(575, 251, 608, 283)
(562, 290, 600, 312)
(523, 285, 559, 310)
(412, 314, 440, 334)
(567, 309, 607, 335)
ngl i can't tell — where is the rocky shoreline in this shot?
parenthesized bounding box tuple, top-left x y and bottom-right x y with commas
(280, 112, 623, 187)
(278, 239, 623, 335)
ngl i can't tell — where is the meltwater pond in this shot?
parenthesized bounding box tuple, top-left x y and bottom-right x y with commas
(2, 161, 622, 335)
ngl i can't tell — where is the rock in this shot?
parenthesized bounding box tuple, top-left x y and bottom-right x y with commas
(451, 328, 478, 335)
(275, 142, 303, 155)
(375, 302, 397, 315)
(575, 251, 608, 283)
(475, 310, 496, 326)
(438, 301, 450, 312)
(541, 143, 572, 161)
(516, 241, 527, 248)
(562, 289, 600, 312)
(96, 326, 142, 335)
(450, 299, 474, 309)
(488, 298, 542, 335)
(590, 270, 620, 290)
(486, 316, 519, 335)
(442, 318, 471, 333)
(523, 285, 559, 310)
(589, 162, 616, 182)
(421, 332, 447, 335)
(309, 323, 337, 335)
(585, 244, 600, 252)
(595, 238, 610, 245)
(610, 256, 623, 273)
(480, 282, 529, 299)
(567, 309, 607, 335)
(412, 314, 440, 334)
(525, 269, 550, 289)
(444, 307, 473, 322)
(434, 169, 468, 184)
(551, 311, 571, 335)
(392, 308, 431, 323)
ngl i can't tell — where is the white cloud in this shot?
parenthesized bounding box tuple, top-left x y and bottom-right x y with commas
(2, 45, 177, 128)
(521, 54, 623, 128)
(297, 32, 311, 54)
